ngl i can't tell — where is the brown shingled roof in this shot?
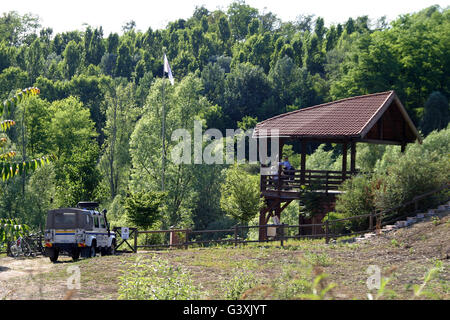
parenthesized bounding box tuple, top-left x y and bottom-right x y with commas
(253, 91, 421, 143)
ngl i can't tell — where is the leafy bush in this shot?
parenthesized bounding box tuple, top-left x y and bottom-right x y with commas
(323, 212, 350, 235)
(124, 190, 166, 229)
(373, 130, 449, 214)
(303, 252, 333, 267)
(118, 256, 203, 300)
(222, 269, 259, 300)
(334, 174, 375, 230)
(271, 265, 313, 299)
(334, 126, 450, 231)
(220, 164, 263, 224)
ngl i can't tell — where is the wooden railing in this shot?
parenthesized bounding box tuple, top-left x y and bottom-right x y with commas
(260, 169, 359, 194)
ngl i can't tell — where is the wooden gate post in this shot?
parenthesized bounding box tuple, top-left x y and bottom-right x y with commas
(279, 223, 285, 247)
(133, 229, 138, 253)
(185, 229, 190, 250)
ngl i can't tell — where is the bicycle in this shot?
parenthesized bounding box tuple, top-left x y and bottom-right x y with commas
(8, 236, 35, 257)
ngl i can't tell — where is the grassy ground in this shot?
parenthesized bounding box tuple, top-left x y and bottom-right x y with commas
(1, 210, 448, 300)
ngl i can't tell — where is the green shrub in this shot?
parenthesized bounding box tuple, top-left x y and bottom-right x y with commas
(334, 126, 450, 231)
(272, 266, 313, 299)
(334, 174, 375, 231)
(323, 212, 350, 235)
(118, 256, 203, 300)
(222, 269, 259, 300)
(374, 148, 449, 215)
(303, 252, 333, 267)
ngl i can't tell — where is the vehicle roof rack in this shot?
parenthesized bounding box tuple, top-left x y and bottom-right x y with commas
(77, 201, 99, 209)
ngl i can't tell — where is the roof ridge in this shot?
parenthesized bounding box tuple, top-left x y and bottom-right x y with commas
(257, 90, 395, 126)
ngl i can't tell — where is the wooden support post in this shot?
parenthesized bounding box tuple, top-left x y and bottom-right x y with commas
(185, 229, 190, 250)
(350, 141, 356, 174)
(234, 225, 239, 247)
(325, 220, 330, 244)
(342, 142, 348, 181)
(369, 212, 374, 231)
(376, 214, 382, 235)
(279, 223, 285, 247)
(300, 140, 306, 185)
(278, 138, 284, 161)
(134, 229, 138, 253)
(259, 205, 267, 241)
(298, 206, 304, 236)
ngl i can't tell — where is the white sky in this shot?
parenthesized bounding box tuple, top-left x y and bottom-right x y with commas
(1, 0, 449, 35)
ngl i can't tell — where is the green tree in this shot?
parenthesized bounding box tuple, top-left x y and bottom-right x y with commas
(220, 164, 262, 224)
(227, 0, 258, 40)
(0, 11, 41, 46)
(0, 41, 16, 73)
(0, 67, 29, 101)
(1, 87, 53, 182)
(421, 91, 449, 136)
(62, 40, 82, 79)
(129, 75, 211, 228)
(221, 62, 273, 125)
(1, 88, 52, 241)
(218, 15, 231, 43)
(115, 42, 133, 79)
(124, 190, 165, 229)
(46, 96, 99, 206)
(83, 27, 105, 67)
(100, 81, 139, 199)
(25, 39, 44, 83)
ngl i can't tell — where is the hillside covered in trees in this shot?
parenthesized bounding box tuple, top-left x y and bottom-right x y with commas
(0, 2, 448, 234)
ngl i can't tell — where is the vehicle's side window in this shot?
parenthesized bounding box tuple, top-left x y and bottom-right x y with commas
(94, 216, 99, 228)
(99, 217, 105, 229)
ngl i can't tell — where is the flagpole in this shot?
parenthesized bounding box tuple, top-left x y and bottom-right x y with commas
(161, 51, 166, 192)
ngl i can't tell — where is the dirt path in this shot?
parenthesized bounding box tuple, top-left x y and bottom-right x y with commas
(0, 256, 53, 281)
(0, 255, 74, 299)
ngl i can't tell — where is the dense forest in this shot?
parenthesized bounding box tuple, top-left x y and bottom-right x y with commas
(0, 1, 449, 237)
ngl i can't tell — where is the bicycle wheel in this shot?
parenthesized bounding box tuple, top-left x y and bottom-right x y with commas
(10, 243, 20, 257)
(22, 241, 34, 257)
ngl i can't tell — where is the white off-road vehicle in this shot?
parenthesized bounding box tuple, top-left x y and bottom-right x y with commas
(44, 202, 116, 262)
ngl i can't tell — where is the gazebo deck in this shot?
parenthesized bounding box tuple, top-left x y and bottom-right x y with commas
(261, 189, 343, 200)
(260, 169, 355, 198)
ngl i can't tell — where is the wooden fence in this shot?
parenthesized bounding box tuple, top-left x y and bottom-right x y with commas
(113, 183, 448, 252)
(2, 184, 447, 255)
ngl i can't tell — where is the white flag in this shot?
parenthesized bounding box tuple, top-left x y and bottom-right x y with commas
(163, 54, 174, 85)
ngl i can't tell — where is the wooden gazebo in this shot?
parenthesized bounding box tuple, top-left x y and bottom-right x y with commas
(252, 90, 422, 240)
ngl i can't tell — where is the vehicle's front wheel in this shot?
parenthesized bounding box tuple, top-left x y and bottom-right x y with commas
(88, 242, 96, 258)
(71, 248, 80, 261)
(106, 240, 116, 255)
